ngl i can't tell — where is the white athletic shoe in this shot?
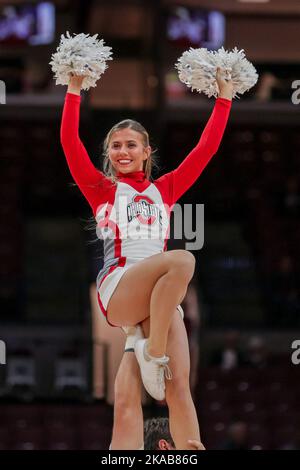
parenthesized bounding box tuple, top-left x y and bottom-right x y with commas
(134, 339, 172, 401)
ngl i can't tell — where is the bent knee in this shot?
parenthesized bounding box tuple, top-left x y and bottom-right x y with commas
(167, 250, 195, 279)
(114, 402, 139, 427)
(114, 389, 141, 416)
(114, 382, 141, 410)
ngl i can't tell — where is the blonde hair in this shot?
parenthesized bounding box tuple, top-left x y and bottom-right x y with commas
(102, 119, 157, 182)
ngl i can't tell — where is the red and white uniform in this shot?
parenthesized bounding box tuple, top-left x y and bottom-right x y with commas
(61, 93, 231, 323)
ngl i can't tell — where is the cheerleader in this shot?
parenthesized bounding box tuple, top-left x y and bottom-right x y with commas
(60, 69, 232, 449)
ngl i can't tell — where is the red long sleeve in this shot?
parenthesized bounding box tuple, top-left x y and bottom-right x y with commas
(61, 93, 231, 214)
(155, 97, 231, 204)
(60, 93, 113, 215)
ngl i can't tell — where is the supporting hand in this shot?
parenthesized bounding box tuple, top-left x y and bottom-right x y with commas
(187, 439, 206, 450)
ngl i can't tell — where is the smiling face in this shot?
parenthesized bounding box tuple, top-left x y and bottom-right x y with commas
(108, 128, 151, 174)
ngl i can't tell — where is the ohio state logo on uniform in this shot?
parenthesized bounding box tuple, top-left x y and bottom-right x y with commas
(127, 195, 162, 225)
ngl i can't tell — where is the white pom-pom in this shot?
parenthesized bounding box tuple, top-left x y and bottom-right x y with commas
(213, 47, 259, 98)
(176, 47, 258, 99)
(176, 48, 217, 98)
(49, 31, 112, 90)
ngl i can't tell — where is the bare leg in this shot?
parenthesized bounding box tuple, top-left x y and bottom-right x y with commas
(110, 352, 143, 450)
(142, 312, 202, 450)
(165, 312, 201, 449)
(107, 250, 195, 358)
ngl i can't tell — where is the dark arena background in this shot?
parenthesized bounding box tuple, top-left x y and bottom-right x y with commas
(0, 0, 300, 454)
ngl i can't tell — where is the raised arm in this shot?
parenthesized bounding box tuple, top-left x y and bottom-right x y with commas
(60, 75, 112, 214)
(170, 69, 233, 203)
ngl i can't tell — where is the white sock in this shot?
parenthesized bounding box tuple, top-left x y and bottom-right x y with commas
(122, 325, 144, 351)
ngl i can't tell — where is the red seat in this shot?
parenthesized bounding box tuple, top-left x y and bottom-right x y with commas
(248, 428, 271, 450)
(270, 426, 297, 449)
(12, 427, 44, 450)
(45, 425, 77, 450)
(202, 423, 228, 450)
